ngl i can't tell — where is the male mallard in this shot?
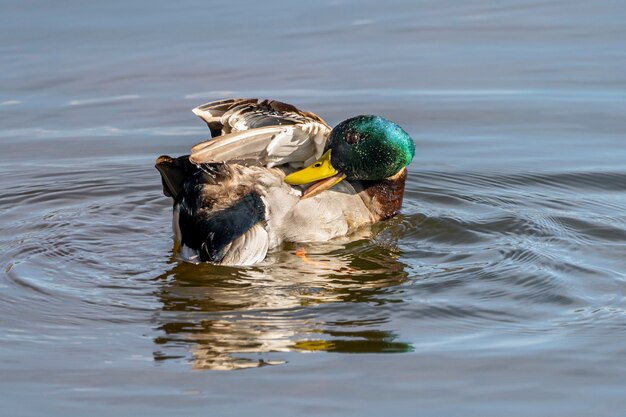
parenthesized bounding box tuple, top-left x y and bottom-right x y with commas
(156, 98, 415, 265)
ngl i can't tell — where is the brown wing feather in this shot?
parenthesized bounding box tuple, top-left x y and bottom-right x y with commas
(190, 98, 331, 168)
(192, 98, 330, 137)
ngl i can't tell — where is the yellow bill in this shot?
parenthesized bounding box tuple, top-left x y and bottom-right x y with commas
(284, 149, 347, 199)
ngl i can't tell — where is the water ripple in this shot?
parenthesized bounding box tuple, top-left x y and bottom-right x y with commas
(1, 158, 626, 369)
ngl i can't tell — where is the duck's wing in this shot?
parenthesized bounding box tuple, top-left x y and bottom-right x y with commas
(189, 99, 331, 169)
(192, 98, 329, 136)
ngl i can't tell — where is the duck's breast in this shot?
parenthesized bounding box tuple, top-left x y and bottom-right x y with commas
(267, 181, 374, 244)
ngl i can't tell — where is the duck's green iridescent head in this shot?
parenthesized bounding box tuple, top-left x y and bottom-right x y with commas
(284, 115, 415, 198)
(327, 115, 415, 180)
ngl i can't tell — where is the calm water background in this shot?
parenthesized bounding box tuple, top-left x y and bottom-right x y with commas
(2, 0, 626, 415)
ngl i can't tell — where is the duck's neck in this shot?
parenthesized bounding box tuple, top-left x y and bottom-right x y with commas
(353, 168, 408, 221)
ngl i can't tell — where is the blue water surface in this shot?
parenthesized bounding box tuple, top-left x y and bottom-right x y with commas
(1, 1, 626, 416)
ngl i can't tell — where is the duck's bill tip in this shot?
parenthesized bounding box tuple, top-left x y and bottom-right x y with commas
(300, 174, 347, 200)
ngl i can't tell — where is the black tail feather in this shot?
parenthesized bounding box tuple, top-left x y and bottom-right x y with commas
(155, 155, 198, 200)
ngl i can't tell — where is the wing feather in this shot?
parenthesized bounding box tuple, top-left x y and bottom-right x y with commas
(220, 223, 269, 266)
(192, 98, 258, 136)
(189, 98, 331, 168)
(190, 126, 287, 165)
(192, 98, 330, 135)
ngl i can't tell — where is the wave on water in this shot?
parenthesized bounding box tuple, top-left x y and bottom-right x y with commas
(1, 158, 625, 369)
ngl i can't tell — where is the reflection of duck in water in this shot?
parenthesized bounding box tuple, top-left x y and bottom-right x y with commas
(154, 238, 413, 370)
(156, 98, 415, 265)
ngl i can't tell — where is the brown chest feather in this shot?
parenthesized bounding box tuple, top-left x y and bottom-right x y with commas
(354, 168, 408, 221)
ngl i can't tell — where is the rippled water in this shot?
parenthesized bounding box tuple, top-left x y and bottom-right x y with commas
(2, 0, 626, 415)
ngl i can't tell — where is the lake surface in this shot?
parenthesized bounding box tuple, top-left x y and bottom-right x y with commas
(2, 0, 626, 415)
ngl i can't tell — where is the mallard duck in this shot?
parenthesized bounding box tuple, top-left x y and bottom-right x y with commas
(156, 98, 415, 265)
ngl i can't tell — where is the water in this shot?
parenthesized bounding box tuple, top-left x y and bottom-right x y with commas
(2, 0, 626, 415)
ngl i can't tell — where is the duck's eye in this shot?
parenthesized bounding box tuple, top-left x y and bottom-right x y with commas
(346, 131, 362, 144)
